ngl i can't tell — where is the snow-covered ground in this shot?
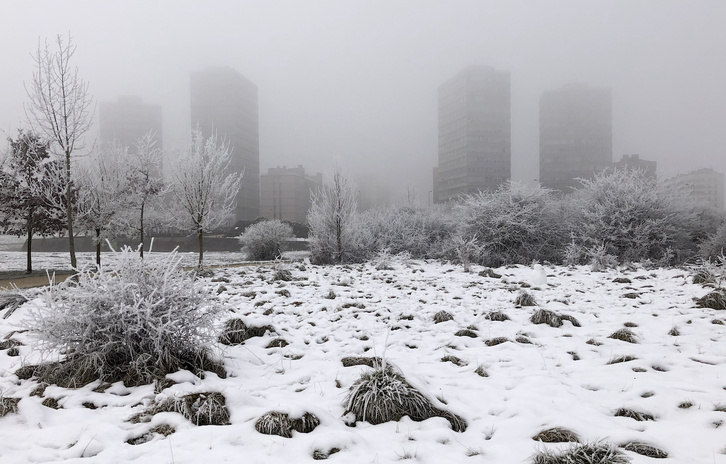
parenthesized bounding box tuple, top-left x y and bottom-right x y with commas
(1, 258, 725, 463)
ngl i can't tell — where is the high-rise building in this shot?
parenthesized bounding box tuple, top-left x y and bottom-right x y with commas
(667, 168, 725, 210)
(539, 84, 612, 192)
(260, 166, 322, 223)
(614, 154, 657, 178)
(99, 95, 163, 152)
(435, 65, 511, 202)
(190, 67, 259, 221)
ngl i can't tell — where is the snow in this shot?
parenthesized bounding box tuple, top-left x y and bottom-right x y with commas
(1, 256, 725, 463)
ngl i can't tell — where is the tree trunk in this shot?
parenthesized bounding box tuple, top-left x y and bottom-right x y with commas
(336, 216, 343, 263)
(95, 228, 101, 266)
(139, 201, 145, 258)
(65, 150, 77, 268)
(198, 228, 204, 269)
(26, 210, 33, 274)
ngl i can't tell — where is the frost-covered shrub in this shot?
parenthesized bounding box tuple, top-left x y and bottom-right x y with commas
(572, 168, 699, 265)
(23, 248, 225, 386)
(238, 219, 293, 261)
(457, 182, 568, 267)
(357, 204, 457, 260)
(699, 222, 726, 260)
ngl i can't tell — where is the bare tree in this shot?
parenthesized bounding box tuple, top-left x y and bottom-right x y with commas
(123, 131, 166, 258)
(75, 143, 127, 266)
(25, 33, 94, 269)
(172, 126, 243, 269)
(307, 167, 359, 264)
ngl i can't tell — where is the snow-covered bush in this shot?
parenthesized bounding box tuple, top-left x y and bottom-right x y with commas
(238, 219, 293, 260)
(457, 182, 567, 267)
(357, 204, 457, 260)
(307, 169, 363, 264)
(699, 222, 726, 260)
(23, 247, 224, 386)
(572, 168, 698, 264)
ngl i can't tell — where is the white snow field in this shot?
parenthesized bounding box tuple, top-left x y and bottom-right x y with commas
(0, 257, 725, 463)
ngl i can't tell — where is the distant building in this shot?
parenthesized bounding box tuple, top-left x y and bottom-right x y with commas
(539, 83, 612, 192)
(190, 67, 260, 221)
(99, 95, 163, 152)
(435, 65, 511, 202)
(260, 166, 322, 223)
(667, 168, 725, 210)
(614, 154, 657, 178)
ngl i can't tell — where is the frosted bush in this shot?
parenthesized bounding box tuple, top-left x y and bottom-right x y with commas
(23, 247, 225, 386)
(238, 219, 293, 261)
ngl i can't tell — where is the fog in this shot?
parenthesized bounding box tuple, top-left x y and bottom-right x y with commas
(1, 0, 724, 205)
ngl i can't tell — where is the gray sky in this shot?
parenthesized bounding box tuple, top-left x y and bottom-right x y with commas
(1, 0, 725, 204)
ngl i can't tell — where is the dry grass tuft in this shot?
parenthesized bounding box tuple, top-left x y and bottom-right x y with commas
(152, 391, 230, 426)
(454, 329, 478, 338)
(219, 318, 274, 345)
(441, 355, 467, 367)
(474, 365, 488, 377)
(668, 326, 680, 336)
(515, 290, 537, 307)
(0, 397, 20, 417)
(433, 311, 454, 324)
(696, 290, 726, 310)
(485, 337, 509, 347)
(607, 355, 637, 365)
(614, 408, 655, 421)
(485, 310, 510, 322)
(478, 268, 502, 279)
(619, 441, 668, 458)
(678, 400, 694, 409)
(313, 447, 341, 460)
(608, 328, 638, 343)
(532, 426, 581, 443)
(531, 441, 630, 464)
(343, 366, 466, 432)
(612, 277, 632, 284)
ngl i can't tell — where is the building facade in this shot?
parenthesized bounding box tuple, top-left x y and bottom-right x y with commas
(435, 65, 511, 202)
(260, 166, 323, 223)
(190, 67, 260, 221)
(614, 154, 657, 178)
(668, 168, 725, 210)
(99, 95, 163, 152)
(539, 84, 612, 192)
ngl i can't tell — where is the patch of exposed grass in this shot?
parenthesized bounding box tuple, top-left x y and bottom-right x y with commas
(531, 441, 630, 464)
(441, 355, 467, 367)
(485, 337, 509, 347)
(614, 408, 655, 421)
(474, 365, 488, 377)
(530, 309, 581, 328)
(696, 290, 726, 310)
(150, 391, 230, 426)
(515, 290, 537, 307)
(255, 411, 320, 438)
(678, 400, 694, 409)
(454, 329, 477, 338)
(341, 356, 383, 368)
(485, 310, 510, 322)
(607, 355, 638, 365)
(433, 310, 454, 323)
(218, 318, 274, 345)
(608, 328, 638, 343)
(619, 441, 668, 459)
(532, 426, 581, 443)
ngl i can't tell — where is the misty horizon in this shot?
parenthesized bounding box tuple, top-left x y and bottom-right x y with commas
(1, 1, 725, 205)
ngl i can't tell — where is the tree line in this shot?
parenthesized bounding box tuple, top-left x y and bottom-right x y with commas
(0, 34, 242, 273)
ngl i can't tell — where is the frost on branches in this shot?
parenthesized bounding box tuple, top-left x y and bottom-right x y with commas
(22, 248, 225, 386)
(172, 126, 243, 268)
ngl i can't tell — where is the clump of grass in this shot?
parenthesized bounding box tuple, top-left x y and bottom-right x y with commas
(0, 397, 20, 417)
(485, 337, 509, 347)
(530, 309, 581, 328)
(614, 408, 655, 421)
(218, 318, 274, 345)
(273, 269, 293, 281)
(255, 410, 320, 438)
(696, 290, 726, 310)
(531, 441, 630, 464)
(668, 326, 680, 336)
(325, 289, 337, 299)
(150, 391, 230, 426)
(619, 441, 668, 458)
(343, 365, 466, 432)
(532, 426, 581, 443)
(441, 355, 467, 367)
(608, 328, 638, 344)
(266, 338, 289, 349)
(341, 356, 383, 368)
(312, 447, 341, 460)
(515, 290, 537, 307)
(607, 355, 638, 365)
(0, 293, 27, 318)
(692, 269, 716, 285)
(678, 400, 694, 409)
(479, 268, 502, 279)
(455, 329, 477, 338)
(485, 310, 510, 322)
(715, 404, 726, 412)
(474, 365, 488, 377)
(433, 310, 454, 324)
(586, 338, 603, 346)
(612, 277, 632, 284)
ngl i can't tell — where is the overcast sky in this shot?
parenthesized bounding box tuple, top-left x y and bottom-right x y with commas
(1, 0, 724, 203)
